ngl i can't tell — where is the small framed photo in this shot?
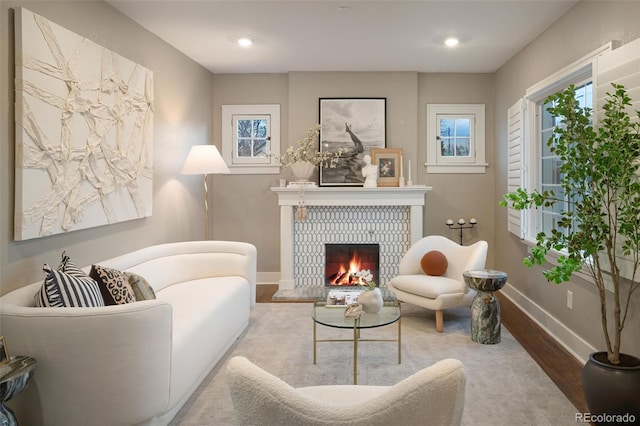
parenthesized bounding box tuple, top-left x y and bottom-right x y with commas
(0, 336, 9, 365)
(370, 148, 403, 187)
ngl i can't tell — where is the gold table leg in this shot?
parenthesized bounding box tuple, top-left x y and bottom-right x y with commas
(398, 303, 402, 364)
(398, 316, 402, 364)
(313, 306, 402, 384)
(353, 319, 358, 385)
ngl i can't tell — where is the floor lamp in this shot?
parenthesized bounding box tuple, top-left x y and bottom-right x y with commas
(181, 145, 230, 240)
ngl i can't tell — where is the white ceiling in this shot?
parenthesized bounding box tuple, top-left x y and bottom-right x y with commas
(107, 0, 580, 74)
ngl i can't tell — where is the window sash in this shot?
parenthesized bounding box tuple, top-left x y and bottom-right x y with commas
(232, 115, 270, 164)
(436, 114, 475, 163)
(534, 81, 593, 237)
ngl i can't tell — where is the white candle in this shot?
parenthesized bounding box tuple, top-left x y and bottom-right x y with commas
(408, 160, 412, 179)
(400, 155, 404, 177)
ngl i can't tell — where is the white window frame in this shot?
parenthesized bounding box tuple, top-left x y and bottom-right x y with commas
(426, 104, 487, 173)
(222, 104, 280, 174)
(520, 43, 612, 247)
(509, 39, 640, 288)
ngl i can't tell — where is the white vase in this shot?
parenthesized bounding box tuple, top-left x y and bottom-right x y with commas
(358, 288, 384, 313)
(290, 161, 315, 182)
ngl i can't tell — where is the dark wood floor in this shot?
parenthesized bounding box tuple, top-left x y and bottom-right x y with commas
(256, 284, 588, 413)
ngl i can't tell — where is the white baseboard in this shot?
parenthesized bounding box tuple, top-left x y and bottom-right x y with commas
(257, 272, 279, 285)
(500, 283, 595, 365)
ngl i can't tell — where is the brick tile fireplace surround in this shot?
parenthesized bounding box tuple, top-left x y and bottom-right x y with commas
(272, 186, 431, 290)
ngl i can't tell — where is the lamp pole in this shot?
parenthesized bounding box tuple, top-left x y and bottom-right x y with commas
(181, 145, 230, 240)
(203, 173, 210, 240)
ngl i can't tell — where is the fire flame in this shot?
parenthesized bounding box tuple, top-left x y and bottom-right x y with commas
(328, 252, 369, 286)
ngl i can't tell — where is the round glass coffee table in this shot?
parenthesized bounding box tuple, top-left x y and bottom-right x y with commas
(312, 299, 401, 384)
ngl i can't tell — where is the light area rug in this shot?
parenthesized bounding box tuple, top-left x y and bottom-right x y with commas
(170, 303, 578, 426)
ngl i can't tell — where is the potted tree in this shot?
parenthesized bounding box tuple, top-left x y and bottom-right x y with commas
(501, 83, 640, 421)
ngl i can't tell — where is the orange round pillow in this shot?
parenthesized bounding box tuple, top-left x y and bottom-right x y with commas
(420, 251, 448, 276)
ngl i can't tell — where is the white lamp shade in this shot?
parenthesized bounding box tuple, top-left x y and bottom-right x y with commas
(181, 145, 230, 175)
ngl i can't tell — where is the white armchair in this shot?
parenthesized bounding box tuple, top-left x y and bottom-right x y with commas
(226, 356, 466, 426)
(388, 235, 488, 332)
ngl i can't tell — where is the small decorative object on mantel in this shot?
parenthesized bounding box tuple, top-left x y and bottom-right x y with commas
(406, 159, 413, 187)
(270, 124, 345, 186)
(289, 161, 316, 183)
(295, 185, 308, 221)
(361, 155, 378, 188)
(344, 303, 363, 319)
(270, 125, 345, 221)
(371, 148, 403, 187)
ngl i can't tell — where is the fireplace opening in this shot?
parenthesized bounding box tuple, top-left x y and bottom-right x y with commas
(325, 243, 380, 287)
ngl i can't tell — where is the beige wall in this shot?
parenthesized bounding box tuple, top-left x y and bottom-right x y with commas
(494, 0, 640, 359)
(0, 1, 214, 295)
(212, 74, 290, 273)
(212, 72, 421, 274)
(417, 74, 495, 265)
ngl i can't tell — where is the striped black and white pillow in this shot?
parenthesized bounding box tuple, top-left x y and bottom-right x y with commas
(34, 264, 105, 307)
(58, 251, 90, 278)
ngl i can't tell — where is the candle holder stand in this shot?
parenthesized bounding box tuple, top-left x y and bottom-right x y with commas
(446, 218, 477, 245)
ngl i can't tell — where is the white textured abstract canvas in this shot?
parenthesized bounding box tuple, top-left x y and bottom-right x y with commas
(14, 8, 154, 240)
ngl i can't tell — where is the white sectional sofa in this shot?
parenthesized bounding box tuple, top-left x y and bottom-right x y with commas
(0, 240, 257, 426)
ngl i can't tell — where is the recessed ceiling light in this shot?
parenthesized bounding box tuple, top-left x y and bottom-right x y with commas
(444, 37, 459, 47)
(237, 37, 253, 48)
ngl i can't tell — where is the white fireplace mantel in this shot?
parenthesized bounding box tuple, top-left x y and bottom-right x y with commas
(272, 186, 432, 290)
(271, 186, 432, 207)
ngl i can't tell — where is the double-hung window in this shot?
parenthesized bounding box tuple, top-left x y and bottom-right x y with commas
(507, 38, 640, 282)
(507, 43, 610, 242)
(537, 81, 592, 237)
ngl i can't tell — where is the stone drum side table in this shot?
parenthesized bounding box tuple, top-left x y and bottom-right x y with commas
(0, 356, 36, 426)
(463, 270, 508, 344)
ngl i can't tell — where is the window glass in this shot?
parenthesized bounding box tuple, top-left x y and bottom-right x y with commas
(536, 82, 592, 235)
(439, 117, 471, 158)
(236, 118, 268, 159)
(231, 115, 270, 164)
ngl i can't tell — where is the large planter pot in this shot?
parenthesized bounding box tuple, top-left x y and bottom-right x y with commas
(358, 288, 384, 313)
(582, 351, 640, 425)
(289, 161, 315, 182)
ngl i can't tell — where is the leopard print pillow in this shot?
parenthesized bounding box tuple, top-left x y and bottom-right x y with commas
(90, 264, 136, 305)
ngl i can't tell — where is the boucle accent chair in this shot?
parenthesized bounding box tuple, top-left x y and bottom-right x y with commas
(388, 235, 488, 332)
(226, 356, 466, 426)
